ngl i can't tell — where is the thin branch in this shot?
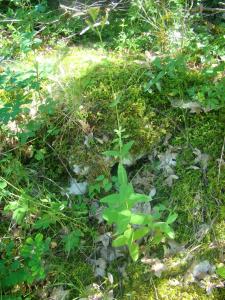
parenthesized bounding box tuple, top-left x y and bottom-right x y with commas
(217, 136, 225, 183)
(191, 6, 225, 13)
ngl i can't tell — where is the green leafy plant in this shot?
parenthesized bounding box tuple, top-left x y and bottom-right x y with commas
(84, 7, 109, 43)
(63, 229, 84, 255)
(0, 234, 50, 293)
(100, 130, 177, 261)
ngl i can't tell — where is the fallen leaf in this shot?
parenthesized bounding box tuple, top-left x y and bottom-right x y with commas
(49, 287, 69, 300)
(192, 260, 215, 280)
(149, 187, 156, 198)
(165, 174, 179, 186)
(67, 179, 88, 195)
(193, 148, 210, 171)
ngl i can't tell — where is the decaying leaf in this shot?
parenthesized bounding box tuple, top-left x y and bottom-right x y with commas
(192, 261, 215, 280)
(158, 148, 178, 176)
(132, 170, 154, 194)
(141, 258, 166, 278)
(108, 272, 114, 284)
(164, 174, 179, 187)
(149, 187, 156, 198)
(96, 233, 111, 248)
(92, 258, 107, 277)
(164, 240, 185, 256)
(168, 278, 181, 286)
(90, 201, 104, 223)
(73, 164, 90, 176)
(171, 100, 211, 113)
(67, 178, 88, 195)
(49, 287, 69, 300)
(193, 148, 210, 171)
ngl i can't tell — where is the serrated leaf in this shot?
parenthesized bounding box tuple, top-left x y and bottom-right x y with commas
(33, 214, 56, 229)
(63, 230, 83, 254)
(103, 150, 119, 157)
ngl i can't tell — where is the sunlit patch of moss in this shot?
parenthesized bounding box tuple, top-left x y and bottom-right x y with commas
(35, 48, 182, 180)
(214, 221, 225, 243)
(122, 263, 224, 300)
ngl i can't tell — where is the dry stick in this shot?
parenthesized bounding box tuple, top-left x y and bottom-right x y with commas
(191, 6, 225, 13)
(151, 277, 159, 300)
(217, 136, 225, 183)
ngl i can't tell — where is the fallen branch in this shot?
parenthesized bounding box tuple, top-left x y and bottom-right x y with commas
(191, 5, 225, 13)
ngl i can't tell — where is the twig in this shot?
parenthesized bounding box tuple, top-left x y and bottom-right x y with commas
(217, 136, 225, 183)
(191, 6, 225, 13)
(0, 19, 22, 23)
(150, 277, 159, 300)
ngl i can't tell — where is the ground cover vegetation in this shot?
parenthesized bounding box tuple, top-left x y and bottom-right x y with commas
(0, 0, 225, 299)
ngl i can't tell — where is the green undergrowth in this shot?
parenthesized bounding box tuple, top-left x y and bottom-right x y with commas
(1, 37, 225, 299)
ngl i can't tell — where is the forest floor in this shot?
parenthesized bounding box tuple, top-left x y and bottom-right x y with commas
(0, 4, 225, 300)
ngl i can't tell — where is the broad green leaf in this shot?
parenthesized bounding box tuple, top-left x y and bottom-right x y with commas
(102, 208, 118, 224)
(167, 213, 178, 224)
(119, 182, 133, 203)
(155, 222, 175, 239)
(124, 228, 133, 240)
(130, 214, 152, 225)
(133, 227, 150, 241)
(116, 213, 131, 235)
(118, 163, 128, 186)
(100, 193, 120, 206)
(217, 267, 225, 279)
(119, 209, 132, 217)
(0, 180, 7, 189)
(127, 193, 150, 207)
(113, 235, 127, 247)
(128, 243, 139, 262)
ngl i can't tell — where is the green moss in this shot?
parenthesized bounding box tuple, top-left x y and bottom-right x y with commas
(122, 263, 224, 300)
